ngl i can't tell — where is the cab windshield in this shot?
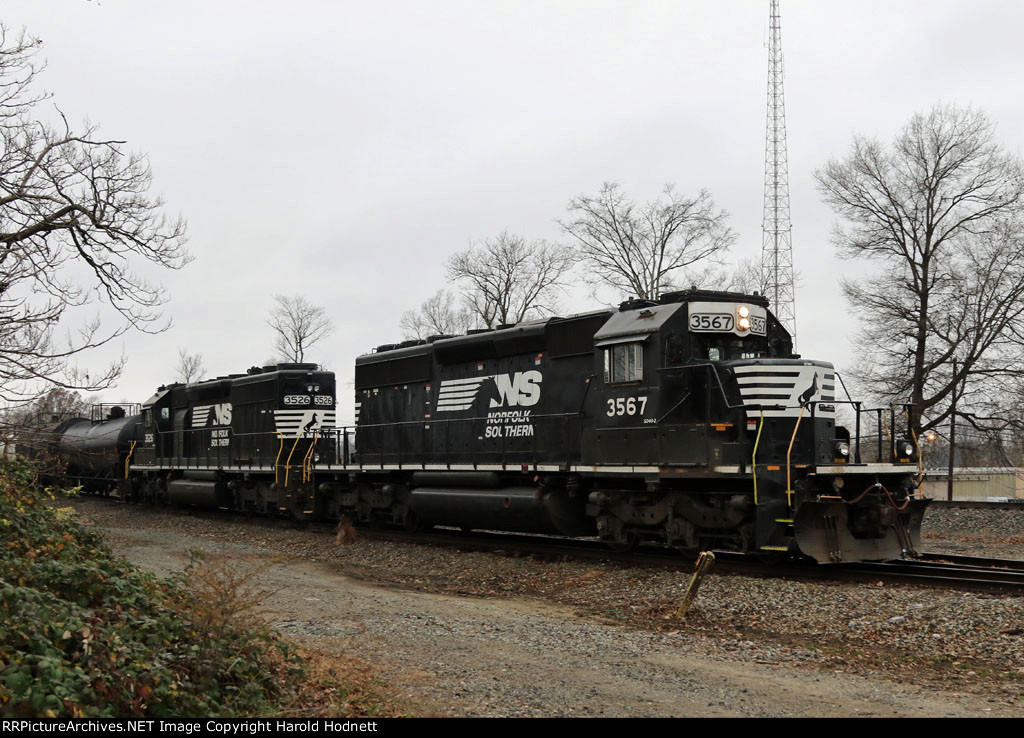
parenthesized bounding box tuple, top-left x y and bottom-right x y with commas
(697, 336, 768, 362)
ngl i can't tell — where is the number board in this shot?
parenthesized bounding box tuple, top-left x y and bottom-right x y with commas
(689, 313, 734, 332)
(687, 301, 768, 336)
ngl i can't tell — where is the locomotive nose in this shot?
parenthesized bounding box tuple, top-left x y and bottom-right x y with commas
(793, 498, 928, 563)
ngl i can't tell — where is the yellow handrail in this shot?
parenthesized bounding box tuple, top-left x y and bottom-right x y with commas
(284, 435, 303, 487)
(274, 433, 284, 484)
(124, 441, 137, 479)
(302, 432, 319, 483)
(785, 405, 807, 509)
(752, 411, 765, 505)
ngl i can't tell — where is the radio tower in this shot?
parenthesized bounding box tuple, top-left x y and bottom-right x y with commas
(761, 0, 797, 345)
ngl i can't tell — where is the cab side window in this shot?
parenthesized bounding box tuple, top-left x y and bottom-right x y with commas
(604, 343, 643, 383)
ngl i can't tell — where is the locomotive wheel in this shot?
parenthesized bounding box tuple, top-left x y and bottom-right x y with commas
(404, 509, 421, 533)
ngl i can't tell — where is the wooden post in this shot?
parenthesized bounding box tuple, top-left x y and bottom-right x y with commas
(675, 551, 715, 618)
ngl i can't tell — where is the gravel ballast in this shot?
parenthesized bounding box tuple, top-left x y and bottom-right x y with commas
(63, 498, 1024, 717)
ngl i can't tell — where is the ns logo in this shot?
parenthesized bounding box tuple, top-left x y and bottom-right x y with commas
(436, 370, 543, 412)
(192, 402, 233, 428)
(490, 370, 542, 408)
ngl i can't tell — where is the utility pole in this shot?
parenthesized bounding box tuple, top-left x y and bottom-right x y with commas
(761, 0, 797, 345)
(947, 358, 957, 501)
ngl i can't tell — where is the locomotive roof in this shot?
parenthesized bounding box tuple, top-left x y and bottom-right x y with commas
(358, 309, 616, 365)
(358, 291, 772, 365)
(658, 288, 771, 308)
(146, 364, 330, 405)
(594, 302, 684, 344)
(142, 387, 170, 409)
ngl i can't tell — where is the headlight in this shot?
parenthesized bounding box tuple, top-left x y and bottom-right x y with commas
(895, 439, 916, 460)
(834, 441, 850, 458)
(736, 305, 752, 330)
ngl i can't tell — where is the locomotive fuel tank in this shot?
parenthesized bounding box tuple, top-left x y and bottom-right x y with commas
(167, 472, 231, 508)
(408, 485, 594, 536)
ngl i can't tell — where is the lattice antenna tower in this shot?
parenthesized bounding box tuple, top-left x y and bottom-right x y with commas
(761, 0, 797, 345)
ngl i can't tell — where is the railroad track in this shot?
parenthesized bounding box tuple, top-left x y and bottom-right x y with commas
(918, 551, 1024, 571)
(402, 529, 1024, 594)
(74, 496, 1024, 595)
(355, 527, 1024, 594)
(708, 550, 1024, 594)
(826, 556, 1024, 595)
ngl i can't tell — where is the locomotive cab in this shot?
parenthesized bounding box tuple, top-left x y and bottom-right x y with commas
(586, 290, 788, 468)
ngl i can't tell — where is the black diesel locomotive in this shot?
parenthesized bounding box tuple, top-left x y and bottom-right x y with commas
(129, 363, 337, 515)
(51, 289, 928, 563)
(345, 289, 927, 563)
(48, 364, 338, 517)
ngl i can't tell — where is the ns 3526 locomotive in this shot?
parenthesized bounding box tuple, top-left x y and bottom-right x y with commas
(55, 289, 928, 564)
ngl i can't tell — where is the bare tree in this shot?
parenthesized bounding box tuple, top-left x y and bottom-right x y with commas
(815, 104, 1024, 435)
(400, 289, 476, 340)
(1, 386, 90, 454)
(175, 347, 206, 384)
(0, 26, 189, 405)
(267, 295, 335, 363)
(446, 231, 576, 329)
(692, 255, 773, 296)
(15, 386, 89, 424)
(560, 182, 735, 301)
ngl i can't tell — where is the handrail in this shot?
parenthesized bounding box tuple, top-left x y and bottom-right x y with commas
(785, 405, 807, 509)
(284, 435, 303, 487)
(752, 410, 765, 505)
(657, 392, 691, 424)
(274, 433, 284, 484)
(302, 432, 319, 483)
(138, 392, 924, 476)
(576, 374, 595, 415)
(124, 441, 137, 479)
(882, 410, 894, 458)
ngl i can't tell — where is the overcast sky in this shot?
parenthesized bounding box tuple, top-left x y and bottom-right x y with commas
(7, 0, 1024, 422)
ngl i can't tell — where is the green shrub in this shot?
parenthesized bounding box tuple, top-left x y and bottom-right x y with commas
(0, 459, 305, 717)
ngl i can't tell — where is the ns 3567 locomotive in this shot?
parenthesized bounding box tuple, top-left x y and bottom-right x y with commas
(53, 289, 928, 564)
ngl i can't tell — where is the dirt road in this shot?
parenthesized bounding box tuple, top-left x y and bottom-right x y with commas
(75, 500, 1022, 718)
